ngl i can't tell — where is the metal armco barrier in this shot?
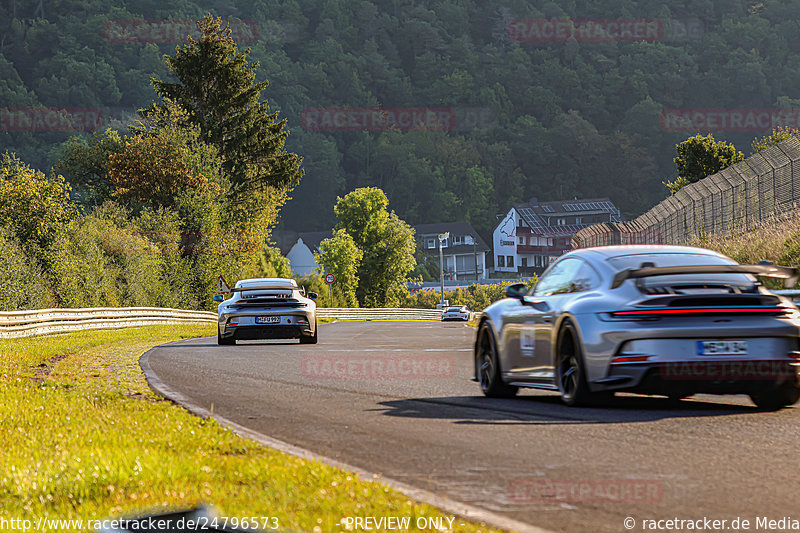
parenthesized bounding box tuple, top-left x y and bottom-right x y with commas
(0, 307, 443, 339)
(0, 307, 217, 339)
(316, 308, 443, 320)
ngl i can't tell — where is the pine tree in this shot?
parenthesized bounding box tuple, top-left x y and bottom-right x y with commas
(151, 14, 303, 200)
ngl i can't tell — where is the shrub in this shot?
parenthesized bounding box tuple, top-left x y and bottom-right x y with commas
(0, 152, 77, 262)
(402, 278, 537, 311)
(0, 231, 54, 311)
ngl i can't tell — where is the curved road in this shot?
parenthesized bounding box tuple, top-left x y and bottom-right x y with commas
(144, 321, 800, 533)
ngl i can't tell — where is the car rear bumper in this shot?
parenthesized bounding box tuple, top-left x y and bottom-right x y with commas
(595, 360, 800, 395)
(220, 324, 315, 341)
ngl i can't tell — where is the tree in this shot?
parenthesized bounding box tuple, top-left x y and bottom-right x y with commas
(150, 15, 303, 200)
(106, 126, 223, 212)
(315, 229, 362, 307)
(751, 126, 800, 154)
(664, 134, 744, 194)
(333, 188, 416, 307)
(56, 129, 125, 207)
(0, 152, 77, 261)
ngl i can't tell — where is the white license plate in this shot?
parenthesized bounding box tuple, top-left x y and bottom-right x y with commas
(697, 340, 748, 355)
(255, 316, 281, 324)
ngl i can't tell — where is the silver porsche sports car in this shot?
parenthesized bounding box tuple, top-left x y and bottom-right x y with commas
(474, 245, 800, 409)
(216, 278, 318, 345)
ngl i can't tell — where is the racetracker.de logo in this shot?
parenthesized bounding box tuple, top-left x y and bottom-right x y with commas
(104, 19, 259, 43)
(660, 361, 798, 381)
(301, 355, 455, 379)
(1, 108, 102, 132)
(508, 18, 664, 42)
(660, 108, 800, 132)
(509, 479, 663, 503)
(300, 107, 494, 132)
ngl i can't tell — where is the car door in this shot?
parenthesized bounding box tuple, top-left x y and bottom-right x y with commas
(504, 258, 582, 381)
(534, 258, 601, 382)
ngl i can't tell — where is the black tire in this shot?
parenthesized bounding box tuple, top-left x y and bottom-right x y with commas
(217, 327, 235, 346)
(749, 382, 800, 411)
(475, 323, 518, 398)
(555, 321, 599, 406)
(299, 322, 318, 344)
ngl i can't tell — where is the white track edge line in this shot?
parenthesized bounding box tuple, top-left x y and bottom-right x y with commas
(139, 341, 553, 533)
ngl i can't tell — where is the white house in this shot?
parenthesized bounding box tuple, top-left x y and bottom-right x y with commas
(415, 222, 489, 281)
(493, 197, 622, 275)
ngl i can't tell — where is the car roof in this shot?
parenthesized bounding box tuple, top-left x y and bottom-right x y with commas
(235, 278, 298, 288)
(575, 245, 729, 261)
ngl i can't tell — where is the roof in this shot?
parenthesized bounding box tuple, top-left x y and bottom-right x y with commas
(293, 231, 333, 252)
(509, 197, 622, 236)
(413, 222, 490, 252)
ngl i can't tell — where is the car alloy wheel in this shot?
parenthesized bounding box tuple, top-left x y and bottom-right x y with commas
(476, 323, 518, 398)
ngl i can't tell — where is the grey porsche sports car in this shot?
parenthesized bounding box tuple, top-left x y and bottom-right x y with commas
(474, 245, 800, 409)
(215, 278, 318, 345)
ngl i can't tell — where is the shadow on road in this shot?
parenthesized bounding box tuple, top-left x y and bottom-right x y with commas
(375, 394, 756, 425)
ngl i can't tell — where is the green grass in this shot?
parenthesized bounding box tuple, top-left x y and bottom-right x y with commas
(0, 325, 503, 532)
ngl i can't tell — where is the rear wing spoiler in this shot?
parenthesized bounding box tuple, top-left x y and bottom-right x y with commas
(610, 264, 799, 290)
(231, 285, 298, 292)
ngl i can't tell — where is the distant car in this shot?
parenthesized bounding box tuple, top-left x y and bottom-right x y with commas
(474, 245, 800, 410)
(442, 305, 471, 321)
(216, 278, 318, 345)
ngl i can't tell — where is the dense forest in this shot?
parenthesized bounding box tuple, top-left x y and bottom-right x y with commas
(2, 0, 800, 240)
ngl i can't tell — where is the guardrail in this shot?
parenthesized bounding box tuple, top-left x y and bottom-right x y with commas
(316, 308, 443, 321)
(772, 290, 800, 301)
(0, 307, 217, 339)
(0, 306, 444, 339)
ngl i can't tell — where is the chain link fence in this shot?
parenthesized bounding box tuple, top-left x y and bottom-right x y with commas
(572, 135, 800, 248)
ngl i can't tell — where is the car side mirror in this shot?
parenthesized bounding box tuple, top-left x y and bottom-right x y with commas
(505, 282, 527, 301)
(308, 292, 318, 300)
(213, 294, 224, 302)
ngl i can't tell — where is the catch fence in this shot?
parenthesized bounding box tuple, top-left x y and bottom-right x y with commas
(573, 135, 800, 247)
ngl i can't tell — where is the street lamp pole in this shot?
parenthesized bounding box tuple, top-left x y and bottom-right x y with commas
(473, 235, 478, 281)
(438, 232, 449, 308)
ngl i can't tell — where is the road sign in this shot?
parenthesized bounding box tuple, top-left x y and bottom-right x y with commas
(217, 275, 231, 294)
(325, 274, 336, 284)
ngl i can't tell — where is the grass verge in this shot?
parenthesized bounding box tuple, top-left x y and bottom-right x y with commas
(0, 325, 503, 532)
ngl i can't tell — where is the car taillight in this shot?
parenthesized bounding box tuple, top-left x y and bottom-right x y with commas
(611, 355, 651, 363)
(610, 306, 788, 318)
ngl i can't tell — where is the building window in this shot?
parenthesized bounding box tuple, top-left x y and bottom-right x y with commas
(557, 217, 566, 225)
(497, 255, 505, 267)
(521, 257, 528, 267)
(518, 236, 525, 244)
(507, 256, 514, 268)
(575, 216, 582, 224)
(452, 235, 462, 245)
(426, 239, 436, 249)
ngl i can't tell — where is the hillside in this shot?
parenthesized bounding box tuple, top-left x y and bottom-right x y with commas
(2, 0, 799, 237)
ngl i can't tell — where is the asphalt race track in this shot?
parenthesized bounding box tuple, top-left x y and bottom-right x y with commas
(144, 321, 800, 532)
